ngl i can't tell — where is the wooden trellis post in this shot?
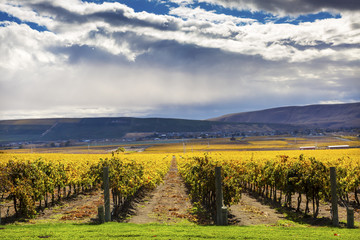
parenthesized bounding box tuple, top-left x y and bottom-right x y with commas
(215, 166, 228, 226)
(0, 204, 3, 225)
(330, 167, 339, 227)
(347, 207, 354, 228)
(104, 167, 111, 222)
(98, 205, 105, 224)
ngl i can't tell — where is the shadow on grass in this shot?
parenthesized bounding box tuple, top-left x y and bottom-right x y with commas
(244, 191, 351, 228)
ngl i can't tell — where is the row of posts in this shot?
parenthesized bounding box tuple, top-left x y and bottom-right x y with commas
(96, 166, 354, 228)
(216, 166, 355, 227)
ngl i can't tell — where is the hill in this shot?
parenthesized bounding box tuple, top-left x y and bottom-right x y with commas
(209, 102, 360, 128)
(0, 117, 296, 143)
(1, 102, 358, 144)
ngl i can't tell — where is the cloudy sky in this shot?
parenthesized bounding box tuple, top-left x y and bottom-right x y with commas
(0, 0, 359, 120)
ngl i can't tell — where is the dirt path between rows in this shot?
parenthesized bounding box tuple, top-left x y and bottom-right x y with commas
(126, 157, 194, 224)
(126, 158, 287, 226)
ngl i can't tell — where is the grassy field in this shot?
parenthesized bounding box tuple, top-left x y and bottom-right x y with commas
(1, 222, 360, 240)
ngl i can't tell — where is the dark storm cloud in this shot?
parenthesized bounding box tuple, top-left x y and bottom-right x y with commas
(136, 40, 267, 73)
(29, 2, 180, 31)
(48, 44, 130, 64)
(46, 21, 250, 70)
(209, 0, 360, 14)
(267, 39, 360, 51)
(50, 30, 263, 73)
(29, 2, 86, 24)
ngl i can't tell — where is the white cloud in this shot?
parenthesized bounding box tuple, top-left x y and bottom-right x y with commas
(3, 0, 359, 62)
(0, 22, 62, 69)
(0, 0, 359, 120)
(0, 2, 55, 27)
(168, 0, 194, 6)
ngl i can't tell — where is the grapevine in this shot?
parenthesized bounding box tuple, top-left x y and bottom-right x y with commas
(178, 149, 360, 219)
(0, 153, 171, 218)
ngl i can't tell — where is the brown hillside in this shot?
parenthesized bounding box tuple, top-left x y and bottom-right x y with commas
(209, 102, 360, 128)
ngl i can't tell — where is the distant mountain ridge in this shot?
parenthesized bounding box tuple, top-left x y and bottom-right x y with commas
(209, 102, 360, 128)
(1, 102, 358, 144)
(0, 117, 296, 143)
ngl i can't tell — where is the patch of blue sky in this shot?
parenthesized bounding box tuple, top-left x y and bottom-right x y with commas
(0, 11, 48, 31)
(81, 1, 342, 25)
(183, 1, 340, 25)
(192, 1, 271, 24)
(2, 0, 339, 30)
(82, 0, 176, 15)
(268, 12, 341, 25)
(294, 12, 341, 23)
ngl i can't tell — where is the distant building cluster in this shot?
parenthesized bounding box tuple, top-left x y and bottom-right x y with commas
(300, 145, 350, 150)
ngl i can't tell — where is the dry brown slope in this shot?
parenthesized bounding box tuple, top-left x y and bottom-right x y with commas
(210, 102, 360, 128)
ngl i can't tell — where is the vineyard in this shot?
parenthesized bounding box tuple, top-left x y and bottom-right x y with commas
(177, 149, 360, 220)
(0, 137, 359, 229)
(0, 153, 171, 219)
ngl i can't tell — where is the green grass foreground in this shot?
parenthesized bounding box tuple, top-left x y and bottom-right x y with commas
(1, 222, 359, 240)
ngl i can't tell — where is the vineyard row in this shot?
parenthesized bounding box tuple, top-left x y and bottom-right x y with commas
(178, 152, 360, 219)
(0, 153, 171, 218)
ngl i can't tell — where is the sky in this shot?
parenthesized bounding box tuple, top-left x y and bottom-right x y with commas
(0, 0, 359, 120)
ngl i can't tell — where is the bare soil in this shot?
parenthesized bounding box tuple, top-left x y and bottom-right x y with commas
(36, 191, 104, 222)
(229, 194, 285, 226)
(230, 190, 360, 227)
(0, 190, 103, 224)
(126, 158, 194, 224)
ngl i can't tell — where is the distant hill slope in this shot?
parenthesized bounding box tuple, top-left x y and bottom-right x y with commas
(0, 117, 297, 143)
(2, 102, 358, 143)
(209, 102, 360, 128)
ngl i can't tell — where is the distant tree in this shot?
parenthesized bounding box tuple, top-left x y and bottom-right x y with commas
(112, 147, 126, 156)
(116, 147, 125, 152)
(60, 140, 71, 147)
(65, 140, 71, 147)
